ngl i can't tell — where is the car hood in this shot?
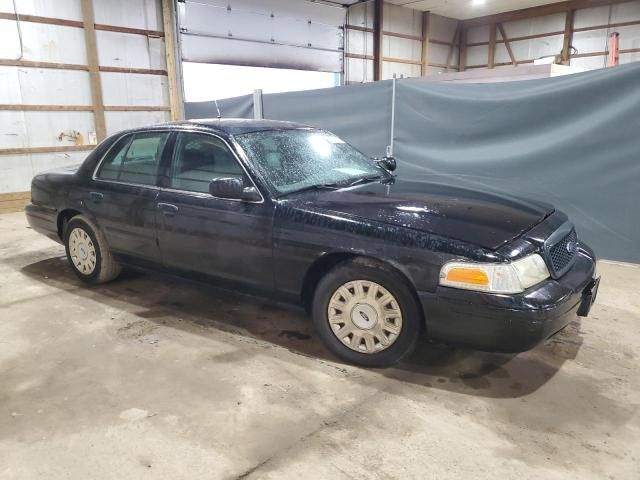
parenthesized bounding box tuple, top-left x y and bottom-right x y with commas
(281, 179, 554, 250)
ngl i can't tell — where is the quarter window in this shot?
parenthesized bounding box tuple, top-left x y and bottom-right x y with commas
(169, 132, 243, 193)
(97, 132, 169, 186)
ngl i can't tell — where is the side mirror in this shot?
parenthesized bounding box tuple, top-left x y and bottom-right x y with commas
(240, 185, 262, 202)
(379, 156, 397, 172)
(209, 177, 261, 202)
(373, 145, 397, 172)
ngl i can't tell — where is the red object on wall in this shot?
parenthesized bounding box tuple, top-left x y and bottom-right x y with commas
(607, 32, 620, 67)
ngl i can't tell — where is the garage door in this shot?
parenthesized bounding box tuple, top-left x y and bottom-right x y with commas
(177, 0, 345, 73)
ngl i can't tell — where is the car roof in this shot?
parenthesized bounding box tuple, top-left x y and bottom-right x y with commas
(135, 118, 314, 137)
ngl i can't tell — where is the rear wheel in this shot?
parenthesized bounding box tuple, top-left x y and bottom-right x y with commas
(312, 259, 422, 367)
(64, 215, 121, 284)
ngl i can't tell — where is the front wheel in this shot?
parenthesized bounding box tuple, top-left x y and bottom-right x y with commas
(64, 215, 121, 284)
(311, 259, 422, 367)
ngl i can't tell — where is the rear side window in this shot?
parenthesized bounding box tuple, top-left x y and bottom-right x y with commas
(97, 132, 170, 186)
(169, 132, 243, 193)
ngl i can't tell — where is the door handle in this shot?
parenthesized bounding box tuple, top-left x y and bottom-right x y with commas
(157, 202, 179, 216)
(89, 192, 103, 203)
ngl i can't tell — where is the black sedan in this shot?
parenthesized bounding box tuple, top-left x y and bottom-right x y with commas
(26, 119, 600, 367)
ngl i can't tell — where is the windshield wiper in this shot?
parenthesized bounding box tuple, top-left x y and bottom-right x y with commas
(281, 183, 343, 196)
(279, 175, 388, 197)
(346, 174, 386, 187)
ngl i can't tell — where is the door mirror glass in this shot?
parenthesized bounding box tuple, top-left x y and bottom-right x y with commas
(209, 177, 243, 199)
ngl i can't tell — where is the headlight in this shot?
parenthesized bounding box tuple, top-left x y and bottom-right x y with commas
(439, 253, 550, 294)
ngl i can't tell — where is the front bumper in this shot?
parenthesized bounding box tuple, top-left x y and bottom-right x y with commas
(419, 244, 599, 352)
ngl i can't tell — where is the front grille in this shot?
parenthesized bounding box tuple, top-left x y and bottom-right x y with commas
(545, 228, 577, 278)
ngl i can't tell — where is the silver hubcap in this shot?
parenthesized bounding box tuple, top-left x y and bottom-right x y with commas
(69, 227, 97, 275)
(327, 280, 403, 354)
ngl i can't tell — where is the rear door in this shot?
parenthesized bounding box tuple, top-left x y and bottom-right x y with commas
(86, 131, 171, 262)
(155, 131, 274, 289)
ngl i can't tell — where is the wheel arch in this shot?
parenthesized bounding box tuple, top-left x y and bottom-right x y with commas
(300, 251, 422, 319)
(57, 208, 83, 240)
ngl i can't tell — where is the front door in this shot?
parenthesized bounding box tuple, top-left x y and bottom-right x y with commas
(85, 131, 171, 262)
(155, 131, 274, 289)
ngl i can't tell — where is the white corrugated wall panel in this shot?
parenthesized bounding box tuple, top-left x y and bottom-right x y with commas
(0, 67, 92, 105)
(92, 0, 163, 30)
(105, 111, 169, 135)
(467, 25, 490, 44)
(101, 72, 169, 107)
(510, 35, 564, 62)
(617, 24, 640, 49)
(384, 2, 421, 36)
(347, 29, 374, 57)
(467, 45, 488, 67)
(0, 20, 87, 65)
(611, 1, 640, 22)
(429, 43, 458, 66)
(17, 112, 95, 148)
(0, 67, 22, 103)
(385, 36, 421, 61)
(1, 151, 88, 193)
(30, 151, 89, 176)
(347, 1, 372, 29)
(502, 13, 565, 38)
(620, 51, 640, 62)
(0, 110, 95, 150)
(571, 56, 607, 69)
(0, 0, 82, 21)
(429, 14, 458, 43)
(0, 111, 27, 149)
(346, 57, 373, 84)
(465, 25, 489, 67)
(96, 31, 166, 70)
(573, 28, 609, 54)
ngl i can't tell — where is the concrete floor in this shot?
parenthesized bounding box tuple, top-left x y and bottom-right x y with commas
(0, 211, 638, 480)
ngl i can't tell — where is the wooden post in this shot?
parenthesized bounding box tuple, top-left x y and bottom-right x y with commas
(421, 11, 430, 76)
(373, 0, 383, 81)
(445, 25, 461, 71)
(497, 23, 517, 66)
(488, 23, 497, 69)
(561, 9, 575, 65)
(162, 0, 182, 120)
(80, 0, 106, 142)
(458, 24, 466, 72)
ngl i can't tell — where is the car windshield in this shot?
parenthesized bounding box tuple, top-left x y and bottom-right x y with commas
(234, 129, 389, 195)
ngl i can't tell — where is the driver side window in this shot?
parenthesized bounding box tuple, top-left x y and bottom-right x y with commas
(169, 132, 243, 193)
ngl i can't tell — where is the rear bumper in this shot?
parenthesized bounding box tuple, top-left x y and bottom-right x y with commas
(419, 244, 599, 352)
(25, 203, 61, 244)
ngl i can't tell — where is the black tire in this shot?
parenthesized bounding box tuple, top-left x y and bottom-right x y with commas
(311, 258, 422, 368)
(64, 214, 121, 284)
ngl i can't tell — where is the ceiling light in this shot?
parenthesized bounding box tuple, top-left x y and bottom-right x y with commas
(471, 0, 487, 5)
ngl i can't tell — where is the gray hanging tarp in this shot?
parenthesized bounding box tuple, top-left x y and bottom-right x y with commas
(394, 63, 640, 264)
(261, 81, 393, 159)
(184, 94, 254, 120)
(184, 63, 640, 263)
